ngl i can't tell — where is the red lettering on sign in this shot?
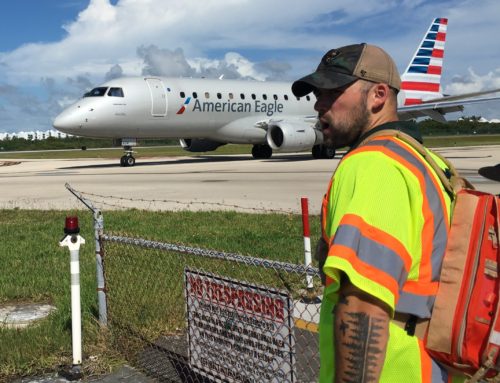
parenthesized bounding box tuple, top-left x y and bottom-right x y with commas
(187, 274, 286, 323)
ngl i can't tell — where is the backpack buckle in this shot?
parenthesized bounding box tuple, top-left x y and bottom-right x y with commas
(404, 315, 418, 336)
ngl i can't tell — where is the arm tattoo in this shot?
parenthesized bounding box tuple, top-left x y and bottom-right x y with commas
(338, 294, 349, 306)
(339, 319, 349, 337)
(339, 312, 386, 383)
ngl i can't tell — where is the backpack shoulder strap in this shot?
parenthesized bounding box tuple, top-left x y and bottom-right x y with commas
(357, 128, 474, 195)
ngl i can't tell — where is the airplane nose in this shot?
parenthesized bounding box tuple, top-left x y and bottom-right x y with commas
(53, 108, 82, 134)
(52, 114, 67, 131)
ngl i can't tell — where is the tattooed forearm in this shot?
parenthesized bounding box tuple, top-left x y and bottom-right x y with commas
(334, 292, 389, 383)
(340, 312, 385, 382)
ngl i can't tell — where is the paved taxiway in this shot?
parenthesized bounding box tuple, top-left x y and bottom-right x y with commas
(0, 145, 499, 214)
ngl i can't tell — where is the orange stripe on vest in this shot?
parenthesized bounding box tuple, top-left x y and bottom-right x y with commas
(328, 243, 400, 300)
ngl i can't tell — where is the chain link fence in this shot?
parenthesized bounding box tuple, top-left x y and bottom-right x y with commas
(64, 184, 324, 382)
(101, 234, 323, 382)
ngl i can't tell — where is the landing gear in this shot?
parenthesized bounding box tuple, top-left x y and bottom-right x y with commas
(312, 145, 336, 159)
(120, 146, 136, 167)
(251, 144, 273, 159)
(120, 154, 135, 167)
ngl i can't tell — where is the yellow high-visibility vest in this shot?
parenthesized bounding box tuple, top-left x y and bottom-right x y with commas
(318, 125, 464, 382)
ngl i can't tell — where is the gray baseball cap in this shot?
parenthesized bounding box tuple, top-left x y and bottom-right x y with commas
(292, 43, 401, 97)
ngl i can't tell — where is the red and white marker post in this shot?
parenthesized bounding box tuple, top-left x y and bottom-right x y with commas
(59, 216, 85, 380)
(301, 197, 313, 289)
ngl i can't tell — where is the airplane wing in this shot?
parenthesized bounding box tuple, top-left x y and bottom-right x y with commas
(254, 115, 318, 130)
(425, 87, 500, 103)
(398, 91, 500, 122)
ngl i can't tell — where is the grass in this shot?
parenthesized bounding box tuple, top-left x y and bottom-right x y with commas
(0, 209, 320, 381)
(0, 144, 254, 160)
(423, 134, 500, 147)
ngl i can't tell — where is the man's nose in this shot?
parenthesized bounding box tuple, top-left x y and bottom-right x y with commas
(314, 97, 326, 113)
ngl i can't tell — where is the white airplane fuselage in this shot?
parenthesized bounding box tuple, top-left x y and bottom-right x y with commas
(54, 77, 316, 144)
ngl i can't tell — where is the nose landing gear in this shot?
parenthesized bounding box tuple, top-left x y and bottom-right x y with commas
(120, 146, 136, 167)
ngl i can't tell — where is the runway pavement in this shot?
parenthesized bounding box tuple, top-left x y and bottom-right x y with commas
(0, 145, 499, 214)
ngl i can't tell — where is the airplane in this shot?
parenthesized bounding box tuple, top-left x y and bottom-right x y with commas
(53, 18, 500, 166)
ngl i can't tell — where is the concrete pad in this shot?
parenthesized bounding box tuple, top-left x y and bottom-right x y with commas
(0, 303, 56, 329)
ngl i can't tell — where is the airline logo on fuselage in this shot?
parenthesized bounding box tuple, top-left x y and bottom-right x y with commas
(176, 97, 192, 114)
(176, 97, 284, 117)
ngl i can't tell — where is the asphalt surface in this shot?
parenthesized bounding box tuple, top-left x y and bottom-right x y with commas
(13, 365, 155, 383)
(0, 146, 499, 214)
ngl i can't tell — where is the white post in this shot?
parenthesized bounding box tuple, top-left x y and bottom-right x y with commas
(59, 217, 85, 379)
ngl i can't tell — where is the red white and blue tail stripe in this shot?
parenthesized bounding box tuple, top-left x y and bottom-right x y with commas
(401, 18, 448, 106)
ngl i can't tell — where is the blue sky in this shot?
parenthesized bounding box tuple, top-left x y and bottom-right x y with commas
(0, 0, 499, 133)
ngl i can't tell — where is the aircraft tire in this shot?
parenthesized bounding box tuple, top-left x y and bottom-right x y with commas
(252, 144, 272, 159)
(322, 146, 336, 159)
(126, 156, 136, 167)
(261, 145, 272, 159)
(251, 145, 260, 159)
(120, 155, 127, 167)
(312, 145, 322, 159)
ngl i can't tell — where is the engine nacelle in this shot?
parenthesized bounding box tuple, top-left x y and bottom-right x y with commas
(266, 121, 322, 152)
(179, 138, 226, 152)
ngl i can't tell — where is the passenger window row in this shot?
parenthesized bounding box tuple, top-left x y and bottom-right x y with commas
(179, 91, 311, 102)
(83, 86, 311, 101)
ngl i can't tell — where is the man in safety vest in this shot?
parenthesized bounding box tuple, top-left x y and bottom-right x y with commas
(292, 44, 464, 382)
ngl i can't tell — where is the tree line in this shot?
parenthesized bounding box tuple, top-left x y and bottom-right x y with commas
(419, 119, 500, 135)
(0, 120, 499, 151)
(0, 136, 179, 151)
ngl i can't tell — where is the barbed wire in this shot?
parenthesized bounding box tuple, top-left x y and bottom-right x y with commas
(78, 196, 144, 211)
(103, 234, 320, 277)
(73, 188, 297, 214)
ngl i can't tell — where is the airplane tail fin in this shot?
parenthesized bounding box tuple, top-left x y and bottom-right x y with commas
(400, 18, 448, 105)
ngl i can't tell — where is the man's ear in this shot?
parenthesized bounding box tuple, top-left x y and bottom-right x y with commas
(369, 83, 390, 111)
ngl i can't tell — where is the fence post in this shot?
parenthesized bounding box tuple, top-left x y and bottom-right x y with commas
(94, 210, 107, 326)
(59, 216, 85, 380)
(301, 197, 314, 289)
(65, 184, 108, 327)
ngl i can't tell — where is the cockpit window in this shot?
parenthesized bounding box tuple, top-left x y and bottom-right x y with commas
(108, 87, 124, 97)
(83, 87, 108, 97)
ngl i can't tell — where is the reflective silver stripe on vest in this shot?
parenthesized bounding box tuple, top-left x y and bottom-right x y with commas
(396, 290, 435, 318)
(431, 351, 448, 382)
(333, 224, 409, 288)
(362, 139, 448, 280)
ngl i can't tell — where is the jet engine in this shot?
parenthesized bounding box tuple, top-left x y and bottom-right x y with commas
(179, 138, 226, 152)
(266, 121, 322, 152)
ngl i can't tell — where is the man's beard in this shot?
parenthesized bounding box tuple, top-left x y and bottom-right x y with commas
(323, 95, 370, 149)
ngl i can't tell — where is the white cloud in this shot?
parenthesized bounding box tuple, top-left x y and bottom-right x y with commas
(445, 68, 500, 94)
(139, 46, 194, 77)
(104, 64, 124, 81)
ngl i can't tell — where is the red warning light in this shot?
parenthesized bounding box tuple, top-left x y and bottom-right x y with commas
(64, 216, 80, 235)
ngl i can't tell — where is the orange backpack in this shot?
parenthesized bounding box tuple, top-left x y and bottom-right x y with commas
(426, 188, 500, 382)
(383, 131, 500, 381)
